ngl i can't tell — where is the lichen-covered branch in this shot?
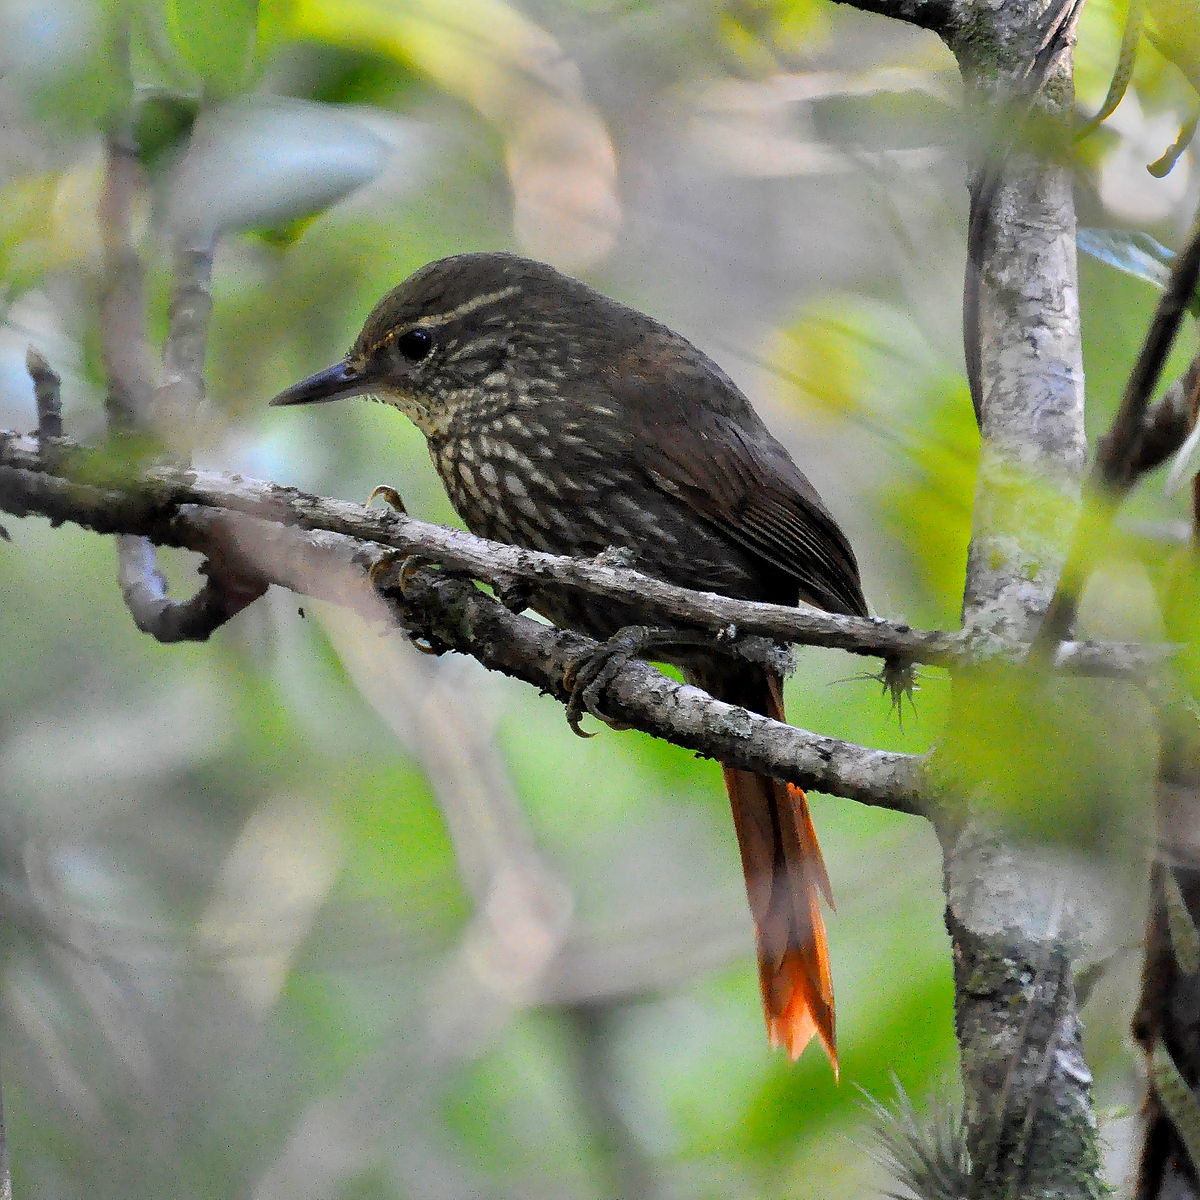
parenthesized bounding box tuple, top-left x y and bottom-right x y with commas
(0, 431, 1170, 680)
(932, 1, 1103, 1196)
(0, 438, 924, 810)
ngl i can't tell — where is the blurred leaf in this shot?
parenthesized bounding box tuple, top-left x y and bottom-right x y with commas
(257, 0, 298, 56)
(20, 2, 125, 136)
(772, 0, 830, 46)
(339, 761, 460, 916)
(939, 665, 1157, 846)
(302, 44, 419, 107)
(1077, 226, 1175, 290)
(132, 92, 200, 172)
(0, 173, 67, 298)
(166, 0, 258, 98)
(881, 379, 978, 615)
(1147, 0, 1200, 95)
(1077, 226, 1200, 315)
(1160, 548, 1200, 697)
(775, 294, 940, 422)
(165, 96, 388, 238)
(1076, 0, 1196, 119)
(290, 0, 621, 265)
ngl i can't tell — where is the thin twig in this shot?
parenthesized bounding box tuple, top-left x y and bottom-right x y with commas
(98, 124, 154, 432)
(96, 41, 260, 643)
(154, 236, 216, 453)
(116, 535, 266, 641)
(1096, 212, 1200, 494)
(1076, 0, 1145, 137)
(1148, 109, 1199, 179)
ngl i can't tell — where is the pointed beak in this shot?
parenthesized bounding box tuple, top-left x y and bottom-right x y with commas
(269, 359, 372, 407)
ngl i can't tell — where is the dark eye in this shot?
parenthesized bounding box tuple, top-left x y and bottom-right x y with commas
(396, 327, 433, 362)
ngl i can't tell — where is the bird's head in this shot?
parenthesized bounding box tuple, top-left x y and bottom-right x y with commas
(269, 251, 620, 435)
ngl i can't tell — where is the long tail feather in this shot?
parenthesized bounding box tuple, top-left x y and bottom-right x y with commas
(700, 668, 837, 1071)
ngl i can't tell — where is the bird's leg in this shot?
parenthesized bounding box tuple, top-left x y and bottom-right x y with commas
(563, 624, 741, 737)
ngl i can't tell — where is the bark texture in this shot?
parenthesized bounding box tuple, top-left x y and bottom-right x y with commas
(940, 2, 1103, 1196)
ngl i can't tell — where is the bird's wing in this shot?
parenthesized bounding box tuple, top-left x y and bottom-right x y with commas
(632, 402, 868, 618)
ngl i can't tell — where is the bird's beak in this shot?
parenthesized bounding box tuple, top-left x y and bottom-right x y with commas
(269, 359, 373, 407)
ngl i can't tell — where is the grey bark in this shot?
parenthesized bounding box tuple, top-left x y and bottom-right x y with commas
(936, 2, 1103, 1196)
(0, 432, 1167, 679)
(0, 447, 926, 812)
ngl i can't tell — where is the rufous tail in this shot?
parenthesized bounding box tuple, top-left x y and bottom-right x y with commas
(700, 668, 837, 1071)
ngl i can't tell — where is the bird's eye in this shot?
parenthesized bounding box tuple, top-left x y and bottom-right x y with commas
(396, 327, 433, 362)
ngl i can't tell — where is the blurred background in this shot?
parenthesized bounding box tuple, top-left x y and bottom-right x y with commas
(0, 0, 1197, 1196)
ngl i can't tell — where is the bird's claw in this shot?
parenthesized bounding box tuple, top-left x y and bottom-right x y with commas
(366, 484, 407, 514)
(367, 550, 403, 590)
(368, 550, 434, 592)
(397, 553, 435, 591)
(562, 625, 674, 738)
(366, 551, 448, 655)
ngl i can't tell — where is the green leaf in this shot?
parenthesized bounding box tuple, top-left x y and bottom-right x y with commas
(1147, 0, 1200, 95)
(166, 0, 259, 97)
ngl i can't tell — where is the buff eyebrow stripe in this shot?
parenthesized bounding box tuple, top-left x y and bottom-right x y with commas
(366, 286, 523, 354)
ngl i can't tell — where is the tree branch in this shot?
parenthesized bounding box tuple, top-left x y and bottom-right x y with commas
(0, 431, 1171, 682)
(96, 39, 263, 645)
(929, 2, 1104, 1195)
(0, 441, 926, 812)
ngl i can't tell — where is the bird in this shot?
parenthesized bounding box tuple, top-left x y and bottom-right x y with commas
(270, 251, 868, 1069)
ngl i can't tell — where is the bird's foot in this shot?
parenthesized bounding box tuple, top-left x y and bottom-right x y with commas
(562, 625, 709, 738)
(366, 484, 407, 514)
(366, 551, 449, 655)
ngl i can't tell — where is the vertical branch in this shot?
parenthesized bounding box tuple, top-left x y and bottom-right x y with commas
(959, 3, 1088, 636)
(98, 34, 265, 642)
(940, 3, 1100, 1196)
(156, 238, 216, 454)
(98, 20, 155, 435)
(98, 128, 154, 433)
(562, 1002, 659, 1200)
(25, 349, 61, 440)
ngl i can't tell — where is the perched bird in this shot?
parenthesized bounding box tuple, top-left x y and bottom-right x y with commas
(271, 252, 868, 1068)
